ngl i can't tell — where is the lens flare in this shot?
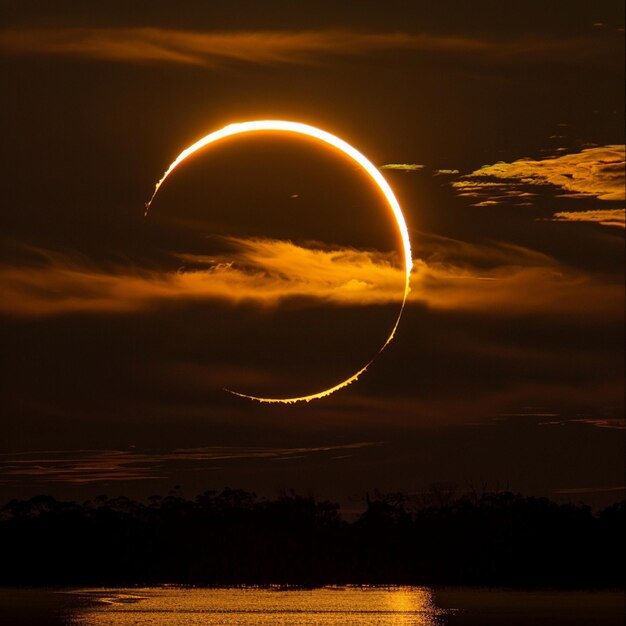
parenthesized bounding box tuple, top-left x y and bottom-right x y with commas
(146, 120, 412, 403)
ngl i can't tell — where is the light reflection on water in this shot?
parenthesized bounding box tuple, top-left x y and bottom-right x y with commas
(66, 586, 449, 626)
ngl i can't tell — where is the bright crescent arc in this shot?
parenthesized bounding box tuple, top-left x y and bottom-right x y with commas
(145, 120, 412, 403)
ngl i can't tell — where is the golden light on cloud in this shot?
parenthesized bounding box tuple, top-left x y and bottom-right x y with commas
(549, 208, 625, 228)
(146, 120, 413, 403)
(463, 145, 625, 202)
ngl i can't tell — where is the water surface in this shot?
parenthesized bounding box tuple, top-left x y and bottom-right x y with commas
(69, 587, 444, 626)
(0, 586, 623, 626)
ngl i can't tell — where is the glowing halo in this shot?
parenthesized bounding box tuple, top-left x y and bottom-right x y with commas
(146, 120, 412, 403)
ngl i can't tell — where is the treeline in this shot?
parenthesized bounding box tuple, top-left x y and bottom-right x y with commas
(0, 488, 623, 588)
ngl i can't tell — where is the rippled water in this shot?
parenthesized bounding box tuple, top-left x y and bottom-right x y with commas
(0, 586, 623, 626)
(68, 587, 446, 626)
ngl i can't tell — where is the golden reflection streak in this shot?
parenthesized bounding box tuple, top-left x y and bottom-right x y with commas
(145, 120, 412, 403)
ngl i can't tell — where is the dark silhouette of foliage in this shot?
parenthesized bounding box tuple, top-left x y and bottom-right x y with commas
(0, 488, 623, 588)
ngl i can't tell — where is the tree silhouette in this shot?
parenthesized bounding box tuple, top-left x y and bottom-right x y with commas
(0, 489, 623, 588)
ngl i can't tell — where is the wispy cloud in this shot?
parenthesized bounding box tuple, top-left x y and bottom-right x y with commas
(452, 179, 538, 205)
(380, 163, 425, 172)
(0, 238, 405, 316)
(380, 164, 460, 176)
(0, 443, 381, 484)
(0, 236, 622, 319)
(0, 27, 617, 68)
(459, 145, 625, 203)
(535, 414, 626, 430)
(547, 208, 625, 228)
(434, 169, 460, 176)
(569, 418, 626, 430)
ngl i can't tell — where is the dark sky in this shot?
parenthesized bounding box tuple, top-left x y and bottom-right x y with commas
(0, 0, 624, 512)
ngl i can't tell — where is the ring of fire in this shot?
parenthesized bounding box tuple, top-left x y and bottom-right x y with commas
(145, 120, 412, 403)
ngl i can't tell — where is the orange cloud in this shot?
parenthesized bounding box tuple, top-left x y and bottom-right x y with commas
(462, 145, 625, 202)
(0, 27, 617, 67)
(380, 163, 425, 171)
(547, 208, 625, 228)
(434, 169, 460, 175)
(0, 239, 405, 316)
(0, 236, 622, 320)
